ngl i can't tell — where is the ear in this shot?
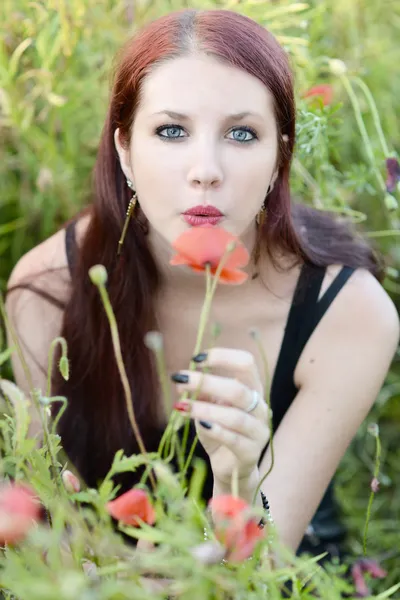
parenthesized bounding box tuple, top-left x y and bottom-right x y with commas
(114, 128, 135, 186)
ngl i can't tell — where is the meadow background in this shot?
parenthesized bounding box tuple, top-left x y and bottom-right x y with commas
(0, 0, 399, 596)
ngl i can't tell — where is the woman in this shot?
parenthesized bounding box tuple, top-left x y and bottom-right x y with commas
(5, 9, 399, 561)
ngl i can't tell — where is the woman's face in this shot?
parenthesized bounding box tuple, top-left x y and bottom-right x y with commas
(115, 54, 279, 248)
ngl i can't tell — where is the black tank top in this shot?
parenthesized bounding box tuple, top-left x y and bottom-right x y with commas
(65, 221, 355, 558)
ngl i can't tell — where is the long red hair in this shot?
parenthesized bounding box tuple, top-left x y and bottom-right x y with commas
(54, 9, 382, 489)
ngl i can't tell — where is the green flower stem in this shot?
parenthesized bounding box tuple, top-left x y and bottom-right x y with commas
(339, 74, 386, 191)
(161, 264, 214, 471)
(250, 332, 275, 504)
(292, 157, 323, 208)
(46, 336, 68, 397)
(362, 429, 381, 555)
(50, 396, 68, 435)
(181, 250, 238, 473)
(94, 279, 156, 491)
(33, 389, 64, 495)
(365, 229, 400, 238)
(352, 77, 390, 157)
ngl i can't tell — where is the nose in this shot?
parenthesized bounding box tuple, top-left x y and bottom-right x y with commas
(187, 141, 224, 190)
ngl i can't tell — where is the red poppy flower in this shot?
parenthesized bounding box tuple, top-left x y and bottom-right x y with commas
(0, 482, 41, 545)
(302, 84, 334, 106)
(208, 495, 265, 562)
(106, 488, 156, 527)
(170, 226, 250, 284)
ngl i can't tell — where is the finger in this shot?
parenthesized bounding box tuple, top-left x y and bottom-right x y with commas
(192, 348, 262, 391)
(174, 370, 269, 420)
(179, 400, 269, 443)
(194, 420, 264, 464)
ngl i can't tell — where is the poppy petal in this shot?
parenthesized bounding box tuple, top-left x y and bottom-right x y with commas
(172, 227, 250, 271)
(170, 254, 190, 266)
(218, 269, 248, 285)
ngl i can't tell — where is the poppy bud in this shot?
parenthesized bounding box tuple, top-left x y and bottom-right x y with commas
(89, 265, 108, 286)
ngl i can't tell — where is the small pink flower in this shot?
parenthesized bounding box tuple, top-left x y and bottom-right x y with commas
(351, 558, 387, 597)
(0, 482, 41, 545)
(370, 477, 380, 493)
(62, 470, 81, 494)
(351, 562, 370, 597)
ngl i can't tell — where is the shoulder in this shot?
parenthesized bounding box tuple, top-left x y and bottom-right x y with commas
(5, 213, 91, 395)
(7, 212, 91, 300)
(297, 264, 399, 388)
(325, 265, 398, 344)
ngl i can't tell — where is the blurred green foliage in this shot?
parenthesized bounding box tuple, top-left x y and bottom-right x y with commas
(0, 0, 399, 595)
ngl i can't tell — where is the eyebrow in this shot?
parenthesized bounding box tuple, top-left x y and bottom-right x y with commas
(151, 110, 264, 121)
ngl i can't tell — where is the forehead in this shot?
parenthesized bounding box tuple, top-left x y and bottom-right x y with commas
(136, 54, 276, 123)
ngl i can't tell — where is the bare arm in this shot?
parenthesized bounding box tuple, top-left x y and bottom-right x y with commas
(4, 230, 71, 437)
(259, 268, 399, 552)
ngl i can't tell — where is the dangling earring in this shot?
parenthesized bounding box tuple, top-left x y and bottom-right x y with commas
(117, 179, 137, 256)
(256, 185, 271, 226)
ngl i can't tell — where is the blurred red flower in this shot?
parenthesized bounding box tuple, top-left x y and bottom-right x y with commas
(208, 495, 265, 562)
(106, 488, 156, 527)
(0, 482, 40, 545)
(170, 226, 250, 284)
(351, 558, 387, 597)
(303, 84, 334, 106)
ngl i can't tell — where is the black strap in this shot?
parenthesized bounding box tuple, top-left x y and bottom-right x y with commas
(65, 221, 77, 276)
(259, 263, 355, 464)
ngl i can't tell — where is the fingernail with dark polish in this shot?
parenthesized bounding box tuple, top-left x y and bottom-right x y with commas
(199, 420, 212, 430)
(171, 373, 189, 384)
(192, 352, 208, 363)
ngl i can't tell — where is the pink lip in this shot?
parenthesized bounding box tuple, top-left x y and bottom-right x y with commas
(183, 215, 223, 226)
(182, 205, 224, 227)
(183, 205, 223, 217)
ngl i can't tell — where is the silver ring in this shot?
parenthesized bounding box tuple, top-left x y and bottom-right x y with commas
(245, 389, 261, 413)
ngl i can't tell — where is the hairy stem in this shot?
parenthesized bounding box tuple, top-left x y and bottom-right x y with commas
(95, 279, 156, 491)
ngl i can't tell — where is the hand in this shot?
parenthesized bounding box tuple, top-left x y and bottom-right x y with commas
(172, 348, 271, 485)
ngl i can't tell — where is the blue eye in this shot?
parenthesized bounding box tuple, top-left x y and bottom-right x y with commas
(227, 127, 258, 143)
(156, 125, 186, 139)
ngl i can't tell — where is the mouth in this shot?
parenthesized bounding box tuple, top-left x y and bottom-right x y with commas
(182, 205, 224, 227)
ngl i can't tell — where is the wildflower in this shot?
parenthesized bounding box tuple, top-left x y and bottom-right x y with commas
(190, 541, 226, 565)
(208, 495, 265, 563)
(351, 558, 387, 597)
(170, 226, 250, 284)
(0, 482, 40, 545)
(329, 59, 347, 76)
(62, 470, 81, 494)
(384, 193, 398, 212)
(106, 488, 156, 527)
(367, 423, 379, 437)
(302, 84, 333, 106)
(59, 355, 70, 381)
(370, 477, 380, 493)
(385, 157, 400, 193)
